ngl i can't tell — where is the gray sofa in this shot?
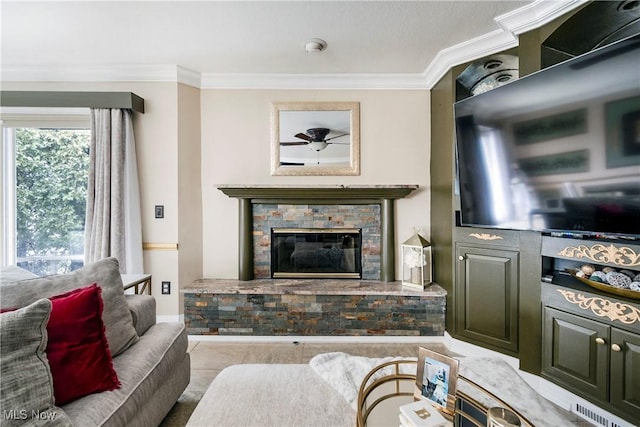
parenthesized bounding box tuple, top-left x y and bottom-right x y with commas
(0, 258, 190, 426)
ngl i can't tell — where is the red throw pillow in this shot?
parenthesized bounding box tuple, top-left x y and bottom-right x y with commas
(46, 284, 121, 405)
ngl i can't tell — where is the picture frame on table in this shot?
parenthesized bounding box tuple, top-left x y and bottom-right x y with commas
(414, 347, 459, 416)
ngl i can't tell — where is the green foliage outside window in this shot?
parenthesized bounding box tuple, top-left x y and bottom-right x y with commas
(15, 128, 90, 275)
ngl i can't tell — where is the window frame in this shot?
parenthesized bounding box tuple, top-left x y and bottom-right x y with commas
(1, 107, 91, 267)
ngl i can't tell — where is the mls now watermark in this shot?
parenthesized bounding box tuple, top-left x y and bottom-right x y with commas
(3, 409, 59, 421)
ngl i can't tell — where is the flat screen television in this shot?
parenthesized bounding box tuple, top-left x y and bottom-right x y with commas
(454, 33, 640, 239)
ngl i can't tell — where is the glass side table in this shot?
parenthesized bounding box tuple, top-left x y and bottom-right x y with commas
(356, 359, 533, 427)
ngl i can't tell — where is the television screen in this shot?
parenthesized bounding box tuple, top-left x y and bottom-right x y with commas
(454, 34, 640, 239)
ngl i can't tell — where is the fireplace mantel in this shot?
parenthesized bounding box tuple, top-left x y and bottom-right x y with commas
(219, 185, 419, 281)
(218, 185, 418, 203)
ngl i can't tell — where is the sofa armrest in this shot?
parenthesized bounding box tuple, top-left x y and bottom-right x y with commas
(125, 294, 156, 336)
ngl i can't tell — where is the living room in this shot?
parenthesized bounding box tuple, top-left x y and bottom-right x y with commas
(2, 1, 639, 426)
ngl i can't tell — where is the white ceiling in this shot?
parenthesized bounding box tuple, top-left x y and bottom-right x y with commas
(0, 1, 585, 89)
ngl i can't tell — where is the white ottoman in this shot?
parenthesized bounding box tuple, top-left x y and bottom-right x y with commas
(186, 364, 355, 427)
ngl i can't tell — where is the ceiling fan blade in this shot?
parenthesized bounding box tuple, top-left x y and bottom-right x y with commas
(324, 133, 349, 142)
(294, 132, 313, 142)
(326, 142, 350, 145)
(280, 141, 309, 146)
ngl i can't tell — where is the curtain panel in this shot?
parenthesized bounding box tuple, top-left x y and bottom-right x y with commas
(85, 109, 143, 274)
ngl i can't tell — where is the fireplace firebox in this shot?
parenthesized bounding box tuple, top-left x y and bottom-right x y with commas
(271, 228, 362, 279)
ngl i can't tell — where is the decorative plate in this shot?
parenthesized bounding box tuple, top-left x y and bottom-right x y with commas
(569, 270, 640, 300)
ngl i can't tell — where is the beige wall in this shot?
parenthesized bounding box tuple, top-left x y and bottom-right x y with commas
(177, 83, 203, 313)
(3, 82, 431, 316)
(200, 89, 431, 279)
(2, 81, 188, 317)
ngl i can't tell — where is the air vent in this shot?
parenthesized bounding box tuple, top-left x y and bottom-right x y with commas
(574, 402, 628, 427)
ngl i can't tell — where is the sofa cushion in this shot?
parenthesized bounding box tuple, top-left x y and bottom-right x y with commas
(47, 284, 120, 405)
(61, 322, 189, 427)
(0, 257, 138, 357)
(0, 265, 38, 283)
(125, 294, 156, 337)
(0, 299, 72, 426)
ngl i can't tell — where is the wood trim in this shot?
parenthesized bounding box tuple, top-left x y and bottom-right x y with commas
(218, 185, 418, 202)
(143, 243, 178, 251)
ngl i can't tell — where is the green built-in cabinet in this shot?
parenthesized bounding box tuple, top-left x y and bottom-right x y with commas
(454, 228, 520, 355)
(542, 283, 640, 422)
(430, 3, 640, 424)
(430, 9, 569, 376)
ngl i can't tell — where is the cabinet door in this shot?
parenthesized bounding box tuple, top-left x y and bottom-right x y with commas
(610, 328, 640, 421)
(542, 307, 609, 401)
(455, 245, 518, 353)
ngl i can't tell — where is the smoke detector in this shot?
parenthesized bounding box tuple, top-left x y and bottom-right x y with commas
(305, 38, 327, 54)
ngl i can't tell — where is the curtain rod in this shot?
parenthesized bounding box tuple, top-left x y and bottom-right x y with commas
(0, 91, 144, 113)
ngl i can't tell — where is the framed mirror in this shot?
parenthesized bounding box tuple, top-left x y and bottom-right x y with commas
(271, 102, 360, 176)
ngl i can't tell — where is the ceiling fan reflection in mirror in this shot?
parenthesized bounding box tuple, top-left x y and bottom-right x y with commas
(280, 128, 350, 152)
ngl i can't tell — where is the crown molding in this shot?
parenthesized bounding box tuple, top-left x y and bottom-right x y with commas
(422, 0, 586, 88)
(0, 0, 585, 90)
(200, 73, 429, 90)
(497, 0, 587, 36)
(0, 64, 182, 83)
(422, 28, 518, 89)
(176, 66, 202, 88)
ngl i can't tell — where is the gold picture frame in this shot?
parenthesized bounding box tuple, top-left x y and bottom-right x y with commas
(270, 102, 360, 176)
(414, 347, 459, 417)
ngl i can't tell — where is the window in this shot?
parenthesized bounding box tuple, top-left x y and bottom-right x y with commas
(2, 109, 90, 275)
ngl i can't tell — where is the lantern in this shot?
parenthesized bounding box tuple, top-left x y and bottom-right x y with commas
(401, 231, 432, 289)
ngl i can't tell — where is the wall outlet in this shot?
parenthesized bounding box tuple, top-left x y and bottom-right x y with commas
(161, 281, 171, 295)
(155, 205, 164, 219)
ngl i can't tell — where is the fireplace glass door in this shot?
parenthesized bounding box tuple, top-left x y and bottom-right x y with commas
(271, 228, 362, 279)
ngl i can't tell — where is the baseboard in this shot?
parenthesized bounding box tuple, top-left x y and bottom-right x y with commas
(157, 314, 183, 323)
(532, 378, 634, 427)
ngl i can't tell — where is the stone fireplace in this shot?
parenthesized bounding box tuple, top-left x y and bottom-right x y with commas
(255, 204, 377, 279)
(218, 184, 418, 281)
(182, 184, 446, 337)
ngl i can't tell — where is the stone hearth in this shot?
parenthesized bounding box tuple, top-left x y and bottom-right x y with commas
(183, 279, 446, 336)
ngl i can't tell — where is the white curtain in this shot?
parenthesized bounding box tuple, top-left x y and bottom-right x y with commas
(85, 108, 143, 274)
